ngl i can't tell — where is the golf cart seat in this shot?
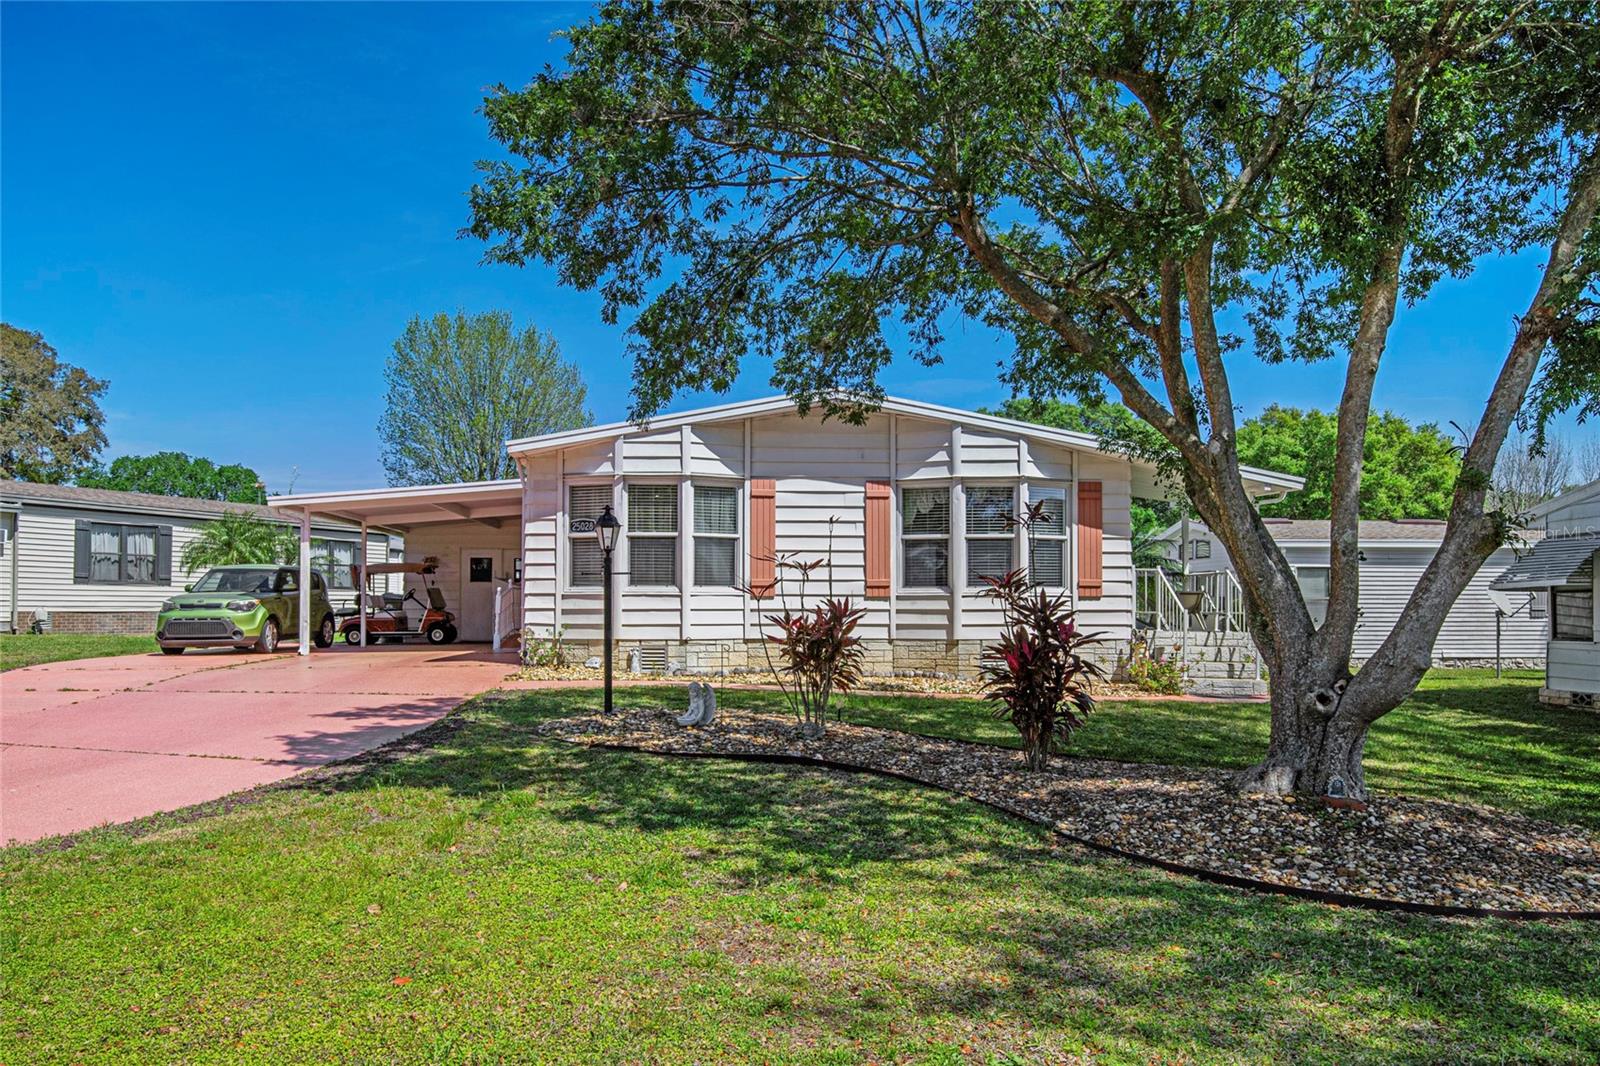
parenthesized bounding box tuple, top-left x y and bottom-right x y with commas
(426, 587, 447, 611)
(381, 592, 407, 610)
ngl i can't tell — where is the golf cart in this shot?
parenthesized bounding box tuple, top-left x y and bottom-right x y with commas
(338, 559, 458, 645)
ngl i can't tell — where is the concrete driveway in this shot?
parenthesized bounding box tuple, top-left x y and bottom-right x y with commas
(1, 645, 521, 844)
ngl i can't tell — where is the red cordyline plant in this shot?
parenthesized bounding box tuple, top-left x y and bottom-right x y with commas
(740, 517, 865, 738)
(979, 564, 1104, 772)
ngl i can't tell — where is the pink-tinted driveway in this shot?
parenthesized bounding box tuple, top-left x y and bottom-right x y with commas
(1, 645, 521, 844)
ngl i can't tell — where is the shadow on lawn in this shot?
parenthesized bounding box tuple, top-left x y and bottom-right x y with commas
(288, 689, 1600, 1062)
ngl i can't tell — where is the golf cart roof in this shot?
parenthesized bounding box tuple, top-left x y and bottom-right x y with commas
(356, 560, 438, 577)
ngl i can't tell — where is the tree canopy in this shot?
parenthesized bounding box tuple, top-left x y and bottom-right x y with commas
(0, 324, 107, 484)
(467, 0, 1600, 801)
(78, 451, 267, 503)
(380, 311, 593, 485)
(1236, 407, 1460, 520)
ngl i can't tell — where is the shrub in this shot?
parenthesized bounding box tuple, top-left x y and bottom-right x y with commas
(978, 568, 1104, 771)
(1125, 637, 1185, 695)
(520, 624, 568, 669)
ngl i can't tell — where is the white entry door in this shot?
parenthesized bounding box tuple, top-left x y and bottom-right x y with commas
(458, 548, 511, 642)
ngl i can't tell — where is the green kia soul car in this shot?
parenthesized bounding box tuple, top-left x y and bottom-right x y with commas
(156, 565, 337, 654)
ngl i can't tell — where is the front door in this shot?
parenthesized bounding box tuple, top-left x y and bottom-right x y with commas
(458, 549, 509, 642)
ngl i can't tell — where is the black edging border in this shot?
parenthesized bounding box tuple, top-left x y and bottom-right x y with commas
(573, 740, 1600, 923)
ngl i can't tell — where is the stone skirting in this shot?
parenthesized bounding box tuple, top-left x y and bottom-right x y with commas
(551, 637, 1129, 680)
(15, 609, 159, 635)
(1539, 687, 1598, 710)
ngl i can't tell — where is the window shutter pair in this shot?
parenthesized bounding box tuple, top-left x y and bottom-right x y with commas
(71, 520, 174, 584)
(1077, 481, 1103, 599)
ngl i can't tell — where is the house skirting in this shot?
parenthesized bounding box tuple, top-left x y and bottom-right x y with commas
(1539, 687, 1598, 709)
(1349, 655, 1546, 670)
(556, 637, 1130, 681)
(16, 609, 157, 635)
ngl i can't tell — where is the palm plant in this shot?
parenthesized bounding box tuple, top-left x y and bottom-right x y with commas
(179, 510, 298, 573)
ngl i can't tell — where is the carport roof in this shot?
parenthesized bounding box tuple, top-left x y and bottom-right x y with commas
(267, 479, 522, 531)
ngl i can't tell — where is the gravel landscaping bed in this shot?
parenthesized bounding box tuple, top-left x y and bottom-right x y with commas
(540, 706, 1600, 916)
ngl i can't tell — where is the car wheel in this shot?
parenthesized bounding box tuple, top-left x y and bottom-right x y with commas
(313, 614, 335, 648)
(425, 623, 449, 645)
(442, 624, 458, 644)
(161, 646, 185, 656)
(257, 617, 281, 653)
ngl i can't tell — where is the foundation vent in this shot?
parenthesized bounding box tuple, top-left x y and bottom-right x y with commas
(630, 644, 670, 674)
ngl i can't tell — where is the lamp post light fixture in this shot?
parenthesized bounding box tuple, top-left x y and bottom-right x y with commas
(594, 504, 622, 715)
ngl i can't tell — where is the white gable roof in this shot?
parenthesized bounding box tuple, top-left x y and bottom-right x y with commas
(504, 394, 1304, 499)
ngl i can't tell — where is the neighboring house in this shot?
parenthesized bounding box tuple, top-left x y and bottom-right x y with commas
(1161, 518, 1548, 666)
(0, 481, 396, 635)
(1492, 479, 1600, 706)
(267, 395, 1302, 671)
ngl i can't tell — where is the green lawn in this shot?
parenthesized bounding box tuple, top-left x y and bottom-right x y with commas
(4, 682, 1598, 1064)
(0, 632, 158, 671)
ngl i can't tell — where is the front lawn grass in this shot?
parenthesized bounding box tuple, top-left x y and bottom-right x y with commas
(532, 669, 1600, 829)
(0, 633, 158, 671)
(4, 690, 1596, 1064)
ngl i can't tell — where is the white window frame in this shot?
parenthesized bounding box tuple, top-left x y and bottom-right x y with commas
(1294, 564, 1331, 626)
(1026, 483, 1070, 589)
(625, 480, 680, 589)
(963, 483, 1015, 588)
(311, 537, 358, 590)
(566, 481, 612, 591)
(691, 480, 741, 589)
(900, 483, 951, 590)
(1190, 538, 1212, 560)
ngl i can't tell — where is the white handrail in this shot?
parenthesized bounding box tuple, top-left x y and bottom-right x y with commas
(1135, 568, 1186, 638)
(491, 581, 520, 652)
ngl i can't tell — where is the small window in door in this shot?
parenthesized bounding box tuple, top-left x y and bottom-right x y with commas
(469, 556, 494, 583)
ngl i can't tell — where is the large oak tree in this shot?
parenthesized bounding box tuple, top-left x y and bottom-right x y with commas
(467, 1, 1599, 801)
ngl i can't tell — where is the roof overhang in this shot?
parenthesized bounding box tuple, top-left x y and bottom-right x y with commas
(267, 479, 522, 531)
(504, 394, 1303, 501)
(1489, 532, 1600, 591)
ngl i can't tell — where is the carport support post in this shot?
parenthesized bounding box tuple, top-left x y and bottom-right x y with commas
(358, 520, 368, 648)
(298, 509, 312, 656)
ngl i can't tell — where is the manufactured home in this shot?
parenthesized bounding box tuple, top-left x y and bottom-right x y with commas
(1161, 518, 1549, 666)
(0, 481, 395, 634)
(1493, 479, 1600, 705)
(266, 396, 1302, 673)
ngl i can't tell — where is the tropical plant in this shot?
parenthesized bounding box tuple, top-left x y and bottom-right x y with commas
(467, 2, 1600, 803)
(978, 568, 1103, 772)
(380, 311, 592, 485)
(179, 511, 297, 573)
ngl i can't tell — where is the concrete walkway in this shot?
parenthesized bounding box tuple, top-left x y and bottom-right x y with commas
(1, 645, 521, 844)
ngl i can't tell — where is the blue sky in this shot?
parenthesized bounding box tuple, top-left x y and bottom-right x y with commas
(3, 2, 1591, 493)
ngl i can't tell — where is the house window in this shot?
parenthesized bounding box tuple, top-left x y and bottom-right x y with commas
(87, 522, 159, 584)
(568, 484, 611, 588)
(1028, 486, 1068, 587)
(1552, 585, 1595, 642)
(312, 539, 357, 589)
(693, 483, 739, 587)
(1295, 565, 1330, 626)
(965, 485, 1014, 585)
(901, 485, 949, 588)
(627, 483, 679, 587)
(1190, 539, 1212, 560)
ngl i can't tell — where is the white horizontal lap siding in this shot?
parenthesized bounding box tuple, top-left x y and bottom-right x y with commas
(560, 440, 614, 477)
(1432, 547, 1548, 659)
(689, 422, 743, 477)
(1544, 495, 1600, 534)
(1547, 642, 1600, 692)
(894, 417, 951, 480)
(1072, 454, 1136, 641)
(623, 428, 682, 475)
(521, 457, 560, 634)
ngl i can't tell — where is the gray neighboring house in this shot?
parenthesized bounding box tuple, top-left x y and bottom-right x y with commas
(1163, 517, 1548, 666)
(1493, 479, 1600, 705)
(0, 480, 396, 635)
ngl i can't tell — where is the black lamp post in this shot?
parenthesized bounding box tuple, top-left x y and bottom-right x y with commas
(594, 504, 621, 714)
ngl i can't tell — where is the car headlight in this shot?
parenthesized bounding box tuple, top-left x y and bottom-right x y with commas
(160, 599, 176, 612)
(226, 599, 260, 613)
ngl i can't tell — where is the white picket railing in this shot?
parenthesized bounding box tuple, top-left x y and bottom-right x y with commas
(491, 582, 520, 652)
(1135, 567, 1249, 638)
(1135, 568, 1187, 638)
(1187, 569, 1249, 634)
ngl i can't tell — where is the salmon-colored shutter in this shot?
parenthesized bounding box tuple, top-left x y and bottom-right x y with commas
(1077, 480, 1103, 600)
(749, 478, 777, 599)
(864, 480, 891, 599)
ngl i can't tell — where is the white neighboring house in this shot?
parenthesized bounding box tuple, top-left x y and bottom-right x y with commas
(266, 395, 1303, 670)
(1162, 517, 1549, 666)
(0, 480, 395, 635)
(1492, 479, 1600, 706)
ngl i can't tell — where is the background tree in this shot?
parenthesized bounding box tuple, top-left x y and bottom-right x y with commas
(1491, 432, 1578, 513)
(178, 511, 297, 573)
(991, 397, 1181, 566)
(0, 324, 107, 483)
(1236, 407, 1460, 520)
(380, 311, 593, 485)
(78, 451, 267, 503)
(467, 2, 1600, 802)
(1580, 438, 1600, 482)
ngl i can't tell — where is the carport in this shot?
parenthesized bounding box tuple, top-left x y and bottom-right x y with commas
(267, 480, 524, 654)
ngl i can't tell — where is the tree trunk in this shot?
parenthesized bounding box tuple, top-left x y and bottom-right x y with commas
(1231, 656, 1371, 802)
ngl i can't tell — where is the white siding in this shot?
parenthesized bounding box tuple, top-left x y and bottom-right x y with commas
(520, 407, 1144, 648)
